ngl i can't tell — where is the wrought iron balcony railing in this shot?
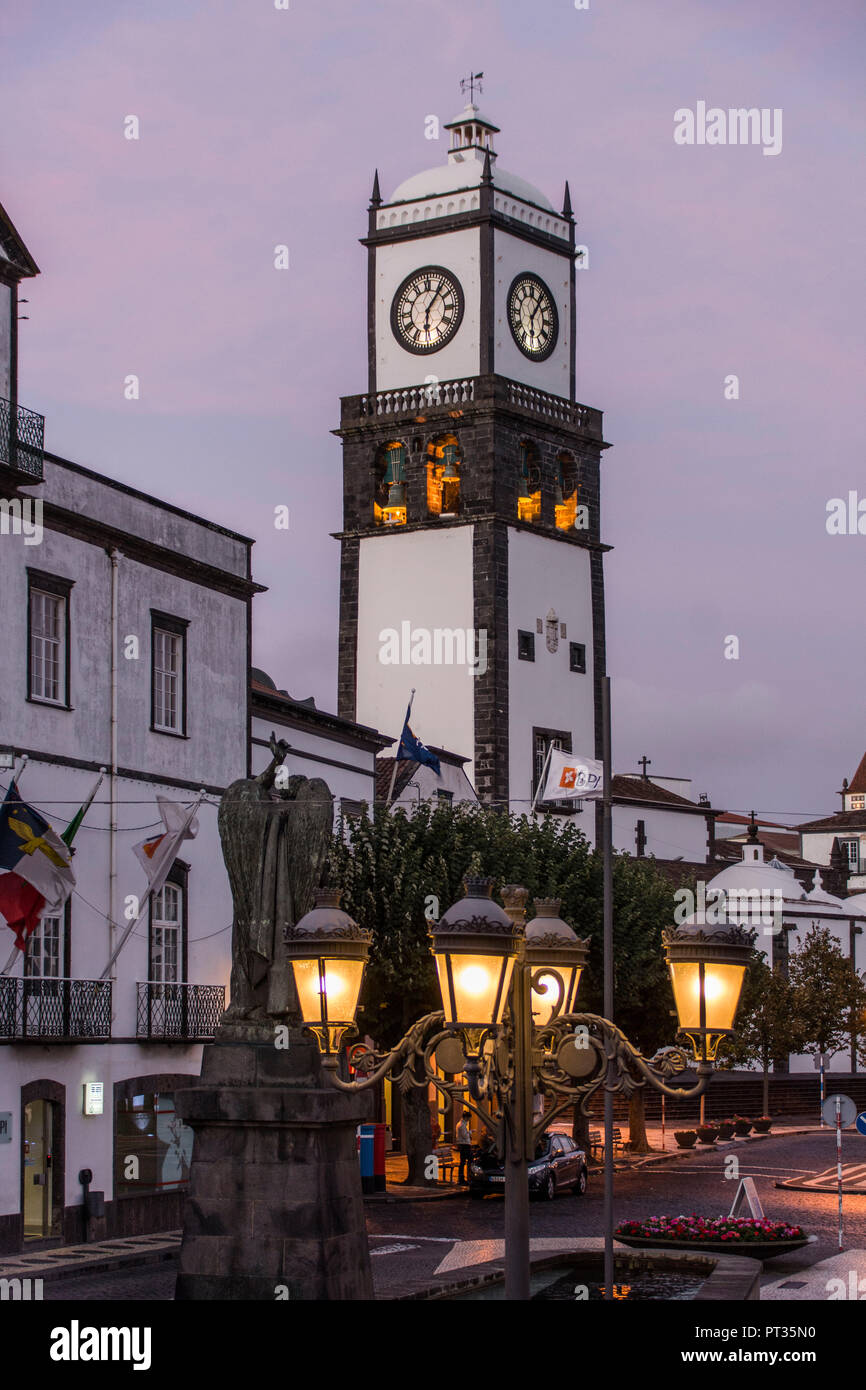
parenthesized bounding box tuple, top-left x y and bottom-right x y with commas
(136, 982, 226, 1041)
(0, 977, 112, 1041)
(0, 395, 45, 481)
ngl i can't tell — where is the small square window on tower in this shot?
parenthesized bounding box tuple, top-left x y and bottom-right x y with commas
(569, 642, 586, 674)
(518, 630, 535, 662)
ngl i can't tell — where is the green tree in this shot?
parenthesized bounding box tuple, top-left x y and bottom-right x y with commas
(329, 802, 684, 1178)
(787, 924, 866, 1069)
(715, 953, 804, 1114)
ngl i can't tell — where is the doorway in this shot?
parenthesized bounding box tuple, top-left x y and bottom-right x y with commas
(23, 1099, 54, 1240)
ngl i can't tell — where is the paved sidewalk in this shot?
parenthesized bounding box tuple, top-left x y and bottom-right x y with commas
(0, 1231, 181, 1284)
(762, 1249, 866, 1301)
(596, 1117, 822, 1169)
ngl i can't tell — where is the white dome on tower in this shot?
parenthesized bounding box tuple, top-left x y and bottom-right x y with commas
(387, 102, 556, 212)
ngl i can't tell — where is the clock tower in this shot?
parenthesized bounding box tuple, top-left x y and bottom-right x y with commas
(336, 94, 610, 823)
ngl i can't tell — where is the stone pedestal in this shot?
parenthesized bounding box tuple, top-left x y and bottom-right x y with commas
(175, 1027, 374, 1301)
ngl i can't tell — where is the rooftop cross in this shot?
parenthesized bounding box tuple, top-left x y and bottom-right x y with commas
(460, 71, 484, 103)
(638, 754, 651, 780)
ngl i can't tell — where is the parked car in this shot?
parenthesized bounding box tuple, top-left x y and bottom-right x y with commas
(469, 1133, 588, 1200)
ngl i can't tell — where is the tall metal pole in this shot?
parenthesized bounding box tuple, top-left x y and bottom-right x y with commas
(504, 947, 532, 1300)
(602, 676, 615, 1301)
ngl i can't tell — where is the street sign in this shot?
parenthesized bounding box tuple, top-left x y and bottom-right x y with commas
(822, 1094, 857, 1128)
(856, 1112, 866, 1137)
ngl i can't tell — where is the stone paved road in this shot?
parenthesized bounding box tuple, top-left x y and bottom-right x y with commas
(40, 1132, 866, 1300)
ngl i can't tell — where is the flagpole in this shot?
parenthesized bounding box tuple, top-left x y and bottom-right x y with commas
(386, 689, 415, 806)
(62, 768, 106, 848)
(98, 791, 207, 981)
(529, 741, 555, 816)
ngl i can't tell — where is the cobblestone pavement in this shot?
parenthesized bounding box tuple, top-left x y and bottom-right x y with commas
(37, 1132, 866, 1300)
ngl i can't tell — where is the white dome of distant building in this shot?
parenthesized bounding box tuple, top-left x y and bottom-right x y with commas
(386, 101, 557, 213)
(844, 891, 866, 914)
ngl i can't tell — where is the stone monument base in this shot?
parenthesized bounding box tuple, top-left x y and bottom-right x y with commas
(175, 1026, 374, 1301)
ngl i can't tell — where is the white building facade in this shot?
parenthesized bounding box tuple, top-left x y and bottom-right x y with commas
(0, 201, 257, 1252)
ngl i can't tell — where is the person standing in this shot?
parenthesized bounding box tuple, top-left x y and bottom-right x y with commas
(456, 1111, 473, 1185)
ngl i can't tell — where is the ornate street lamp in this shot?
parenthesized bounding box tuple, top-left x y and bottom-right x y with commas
(288, 879, 753, 1301)
(430, 877, 518, 1033)
(524, 898, 590, 1026)
(283, 888, 372, 1056)
(663, 922, 755, 1062)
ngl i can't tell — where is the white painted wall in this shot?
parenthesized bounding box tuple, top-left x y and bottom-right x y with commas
(390, 759, 477, 811)
(612, 803, 708, 862)
(508, 529, 595, 821)
(355, 527, 476, 780)
(374, 228, 480, 391)
(250, 714, 377, 814)
(0, 458, 248, 1228)
(492, 229, 571, 398)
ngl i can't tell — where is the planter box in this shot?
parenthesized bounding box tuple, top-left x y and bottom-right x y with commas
(716, 1124, 735, 1140)
(615, 1234, 810, 1261)
(752, 1120, 772, 1133)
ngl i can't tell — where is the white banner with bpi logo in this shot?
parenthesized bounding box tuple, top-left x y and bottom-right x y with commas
(541, 748, 604, 802)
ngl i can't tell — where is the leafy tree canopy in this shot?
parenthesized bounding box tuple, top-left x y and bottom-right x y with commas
(329, 802, 686, 1054)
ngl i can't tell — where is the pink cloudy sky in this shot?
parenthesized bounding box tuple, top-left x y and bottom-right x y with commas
(2, 0, 864, 820)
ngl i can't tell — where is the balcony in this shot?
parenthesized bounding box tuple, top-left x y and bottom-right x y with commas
(0, 977, 112, 1042)
(136, 982, 225, 1041)
(0, 395, 44, 483)
(339, 373, 604, 441)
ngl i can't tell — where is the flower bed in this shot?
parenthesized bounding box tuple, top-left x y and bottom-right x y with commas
(615, 1215, 809, 1260)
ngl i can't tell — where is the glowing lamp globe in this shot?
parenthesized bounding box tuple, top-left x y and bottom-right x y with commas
(283, 888, 372, 1055)
(430, 878, 518, 1031)
(663, 921, 755, 1061)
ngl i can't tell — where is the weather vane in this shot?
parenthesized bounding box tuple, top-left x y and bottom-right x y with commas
(460, 71, 484, 103)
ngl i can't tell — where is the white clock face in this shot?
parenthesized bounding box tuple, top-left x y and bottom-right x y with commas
(391, 266, 464, 354)
(508, 273, 558, 360)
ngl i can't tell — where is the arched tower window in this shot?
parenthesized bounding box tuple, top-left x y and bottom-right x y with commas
(517, 440, 541, 524)
(427, 434, 461, 518)
(555, 452, 579, 531)
(373, 441, 407, 527)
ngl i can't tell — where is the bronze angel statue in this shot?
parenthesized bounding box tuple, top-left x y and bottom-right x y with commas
(218, 732, 333, 1023)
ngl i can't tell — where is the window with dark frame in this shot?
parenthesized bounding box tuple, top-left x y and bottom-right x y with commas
(518, 630, 535, 662)
(27, 569, 73, 707)
(149, 861, 188, 985)
(532, 727, 580, 812)
(151, 610, 188, 735)
(840, 838, 860, 872)
(569, 642, 586, 674)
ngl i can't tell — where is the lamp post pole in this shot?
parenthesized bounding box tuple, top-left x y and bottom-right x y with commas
(601, 674, 615, 1302)
(504, 940, 533, 1301)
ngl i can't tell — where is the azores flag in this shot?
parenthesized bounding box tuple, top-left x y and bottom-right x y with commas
(0, 781, 75, 950)
(396, 705, 441, 776)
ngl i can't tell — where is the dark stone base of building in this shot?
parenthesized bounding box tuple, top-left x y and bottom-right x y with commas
(175, 1025, 373, 1301)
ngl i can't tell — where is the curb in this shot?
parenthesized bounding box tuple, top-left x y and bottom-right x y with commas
(624, 1127, 818, 1170)
(0, 1240, 180, 1285)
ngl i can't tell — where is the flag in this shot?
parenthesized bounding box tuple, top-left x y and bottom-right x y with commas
(132, 797, 199, 899)
(541, 748, 604, 802)
(395, 704, 441, 776)
(0, 781, 76, 950)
